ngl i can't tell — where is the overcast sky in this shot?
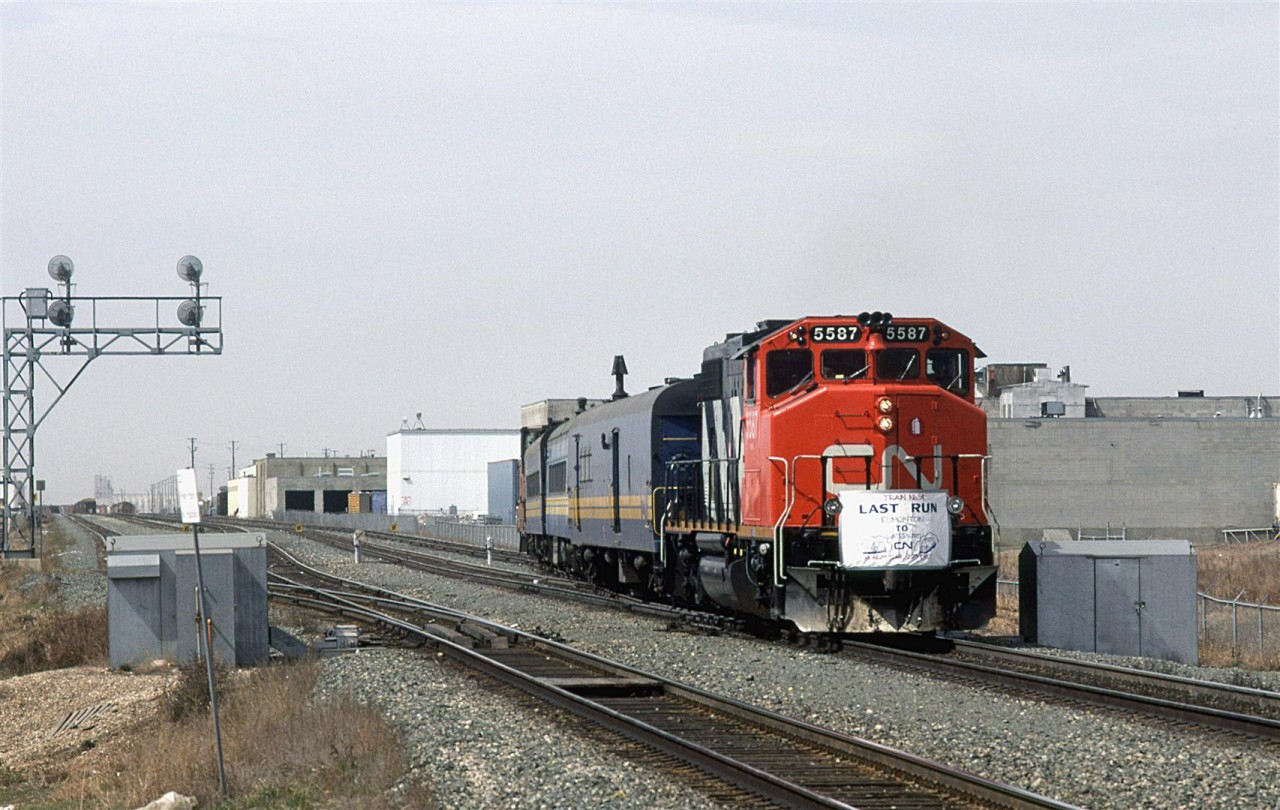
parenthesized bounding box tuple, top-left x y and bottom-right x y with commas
(2, 2, 1277, 503)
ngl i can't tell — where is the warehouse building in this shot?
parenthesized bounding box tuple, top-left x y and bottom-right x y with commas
(227, 454, 386, 519)
(387, 428, 520, 516)
(981, 364, 1279, 546)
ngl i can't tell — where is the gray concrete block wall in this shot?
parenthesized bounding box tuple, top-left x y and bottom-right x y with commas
(1089, 396, 1278, 419)
(988, 418, 1280, 546)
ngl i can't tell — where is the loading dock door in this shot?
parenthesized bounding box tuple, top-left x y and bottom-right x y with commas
(284, 490, 315, 511)
(1095, 557, 1141, 655)
(323, 490, 351, 513)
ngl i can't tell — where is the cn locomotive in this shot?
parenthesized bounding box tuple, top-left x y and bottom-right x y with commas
(519, 314, 996, 634)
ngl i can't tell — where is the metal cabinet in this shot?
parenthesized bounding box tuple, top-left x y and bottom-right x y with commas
(106, 533, 268, 668)
(1020, 539, 1197, 664)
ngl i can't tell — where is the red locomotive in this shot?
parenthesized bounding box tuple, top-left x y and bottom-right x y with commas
(521, 313, 996, 634)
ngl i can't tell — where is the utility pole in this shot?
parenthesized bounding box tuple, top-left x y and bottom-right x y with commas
(206, 463, 216, 514)
(277, 442, 285, 458)
(228, 439, 238, 476)
(188, 437, 198, 469)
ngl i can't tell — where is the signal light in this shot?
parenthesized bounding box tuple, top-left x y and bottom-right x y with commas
(947, 496, 965, 515)
(822, 497, 843, 516)
(177, 300, 203, 327)
(47, 300, 74, 327)
(48, 255, 74, 283)
(788, 325, 807, 346)
(876, 415, 894, 432)
(876, 397, 894, 414)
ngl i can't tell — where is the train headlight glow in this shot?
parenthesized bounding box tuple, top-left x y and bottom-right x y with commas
(947, 496, 965, 515)
(876, 397, 894, 413)
(876, 415, 894, 432)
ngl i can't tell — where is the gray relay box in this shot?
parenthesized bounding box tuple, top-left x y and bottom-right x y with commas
(106, 532, 268, 669)
(1019, 539, 1197, 665)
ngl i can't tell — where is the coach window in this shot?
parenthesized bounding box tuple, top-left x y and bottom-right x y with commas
(766, 349, 814, 397)
(820, 349, 868, 381)
(526, 470, 541, 497)
(875, 348, 920, 380)
(548, 461, 568, 493)
(927, 349, 969, 394)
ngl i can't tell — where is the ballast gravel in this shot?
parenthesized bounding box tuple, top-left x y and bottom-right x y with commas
(315, 648, 728, 810)
(46, 515, 108, 609)
(270, 530, 1280, 810)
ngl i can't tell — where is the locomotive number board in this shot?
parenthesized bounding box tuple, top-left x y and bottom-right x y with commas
(810, 324, 861, 343)
(882, 324, 931, 342)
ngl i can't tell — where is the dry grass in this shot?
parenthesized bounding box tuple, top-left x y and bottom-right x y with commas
(0, 545, 109, 676)
(1196, 542, 1280, 603)
(56, 658, 437, 809)
(1198, 645, 1280, 671)
(0, 604, 108, 675)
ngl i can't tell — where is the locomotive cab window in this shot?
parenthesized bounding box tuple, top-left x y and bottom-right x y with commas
(875, 348, 920, 380)
(766, 349, 814, 397)
(926, 349, 969, 394)
(820, 349, 868, 381)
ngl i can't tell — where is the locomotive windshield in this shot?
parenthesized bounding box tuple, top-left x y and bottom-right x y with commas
(876, 348, 920, 380)
(765, 340, 971, 393)
(820, 349, 868, 381)
(766, 349, 813, 397)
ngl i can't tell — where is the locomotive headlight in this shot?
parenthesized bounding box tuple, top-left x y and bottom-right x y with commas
(876, 415, 894, 432)
(876, 397, 894, 414)
(822, 497, 842, 516)
(946, 496, 965, 515)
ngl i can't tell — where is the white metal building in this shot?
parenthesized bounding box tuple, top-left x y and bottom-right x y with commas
(387, 428, 521, 516)
(226, 465, 257, 518)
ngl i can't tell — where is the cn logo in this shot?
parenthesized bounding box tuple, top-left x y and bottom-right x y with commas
(882, 444, 943, 489)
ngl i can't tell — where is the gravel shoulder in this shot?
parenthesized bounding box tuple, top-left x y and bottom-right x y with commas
(45, 515, 108, 610)
(0, 665, 174, 774)
(275, 529, 1280, 810)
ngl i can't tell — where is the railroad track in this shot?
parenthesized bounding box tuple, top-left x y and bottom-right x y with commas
(138, 514, 1280, 745)
(191, 514, 745, 634)
(202, 515, 530, 566)
(267, 542, 1074, 810)
(845, 637, 1280, 743)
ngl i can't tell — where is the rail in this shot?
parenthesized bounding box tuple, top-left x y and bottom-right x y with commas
(270, 545, 1073, 809)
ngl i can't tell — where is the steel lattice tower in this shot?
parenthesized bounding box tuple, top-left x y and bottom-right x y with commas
(2, 256, 223, 556)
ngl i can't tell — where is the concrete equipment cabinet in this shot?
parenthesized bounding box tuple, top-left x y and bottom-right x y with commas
(1019, 539, 1198, 664)
(105, 532, 268, 669)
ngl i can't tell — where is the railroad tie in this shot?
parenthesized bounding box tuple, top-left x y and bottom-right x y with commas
(52, 701, 116, 735)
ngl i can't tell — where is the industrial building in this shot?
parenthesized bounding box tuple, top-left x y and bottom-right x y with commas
(227, 454, 386, 519)
(980, 363, 1280, 546)
(487, 459, 519, 524)
(387, 428, 520, 516)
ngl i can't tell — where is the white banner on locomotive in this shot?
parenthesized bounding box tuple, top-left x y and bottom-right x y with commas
(836, 490, 951, 569)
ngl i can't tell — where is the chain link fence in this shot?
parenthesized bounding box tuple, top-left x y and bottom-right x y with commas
(1200, 593, 1280, 656)
(417, 515, 519, 550)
